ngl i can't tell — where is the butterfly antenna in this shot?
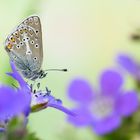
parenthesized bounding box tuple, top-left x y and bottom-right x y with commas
(44, 69, 68, 72)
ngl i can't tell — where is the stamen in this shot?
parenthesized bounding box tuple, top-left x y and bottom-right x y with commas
(46, 87, 51, 93)
(35, 94, 38, 97)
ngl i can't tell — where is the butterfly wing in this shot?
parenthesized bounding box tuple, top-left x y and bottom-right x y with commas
(5, 16, 43, 72)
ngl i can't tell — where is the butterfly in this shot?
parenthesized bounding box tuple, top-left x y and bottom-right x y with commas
(5, 16, 67, 81)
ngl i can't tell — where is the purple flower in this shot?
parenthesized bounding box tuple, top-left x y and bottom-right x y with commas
(31, 91, 76, 116)
(117, 54, 140, 81)
(0, 61, 31, 130)
(0, 61, 76, 130)
(67, 70, 139, 135)
(8, 61, 75, 116)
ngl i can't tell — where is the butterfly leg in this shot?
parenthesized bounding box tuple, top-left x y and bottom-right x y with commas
(30, 84, 36, 94)
(33, 89, 36, 94)
(30, 84, 33, 92)
(37, 82, 40, 89)
(43, 72, 47, 78)
(39, 71, 48, 79)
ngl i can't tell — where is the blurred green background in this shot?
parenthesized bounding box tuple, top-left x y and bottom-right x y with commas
(1, 0, 140, 140)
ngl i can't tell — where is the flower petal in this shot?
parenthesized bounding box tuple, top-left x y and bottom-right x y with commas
(100, 70, 123, 95)
(31, 90, 55, 107)
(92, 114, 121, 135)
(68, 79, 93, 103)
(6, 61, 28, 89)
(117, 54, 138, 75)
(31, 90, 75, 116)
(0, 86, 31, 121)
(48, 103, 76, 116)
(116, 91, 139, 116)
(67, 107, 93, 127)
(0, 127, 5, 132)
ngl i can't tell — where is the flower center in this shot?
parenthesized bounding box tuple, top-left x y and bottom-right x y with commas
(90, 95, 114, 120)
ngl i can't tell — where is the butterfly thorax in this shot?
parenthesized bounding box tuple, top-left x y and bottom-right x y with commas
(21, 69, 47, 81)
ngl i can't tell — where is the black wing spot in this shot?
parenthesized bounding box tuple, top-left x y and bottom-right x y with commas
(16, 45, 20, 49)
(23, 38, 26, 42)
(26, 37, 30, 40)
(20, 42, 23, 45)
(36, 30, 39, 34)
(31, 40, 34, 44)
(35, 44, 39, 48)
(33, 57, 37, 60)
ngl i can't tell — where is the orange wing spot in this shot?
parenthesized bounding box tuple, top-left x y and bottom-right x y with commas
(10, 37, 15, 43)
(7, 43, 13, 49)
